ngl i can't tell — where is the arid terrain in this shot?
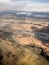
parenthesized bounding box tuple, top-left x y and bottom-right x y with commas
(0, 11, 49, 65)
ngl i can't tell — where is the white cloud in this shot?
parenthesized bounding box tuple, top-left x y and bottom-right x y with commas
(0, 0, 49, 12)
(23, 3, 49, 12)
(0, 0, 11, 6)
(0, 0, 11, 2)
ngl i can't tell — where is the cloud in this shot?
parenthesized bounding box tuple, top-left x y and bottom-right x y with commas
(0, 0, 11, 3)
(11, 0, 49, 3)
(23, 3, 49, 12)
(0, 0, 49, 3)
(0, 0, 49, 12)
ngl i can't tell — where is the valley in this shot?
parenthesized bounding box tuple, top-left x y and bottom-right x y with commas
(0, 11, 49, 65)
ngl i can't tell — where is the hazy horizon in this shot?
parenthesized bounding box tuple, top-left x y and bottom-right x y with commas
(0, 0, 49, 12)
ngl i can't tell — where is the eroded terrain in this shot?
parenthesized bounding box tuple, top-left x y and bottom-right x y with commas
(0, 12, 49, 65)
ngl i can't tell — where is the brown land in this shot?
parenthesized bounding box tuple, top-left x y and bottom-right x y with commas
(0, 17, 49, 65)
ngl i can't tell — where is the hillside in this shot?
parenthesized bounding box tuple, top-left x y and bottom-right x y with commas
(0, 11, 49, 65)
(0, 30, 49, 65)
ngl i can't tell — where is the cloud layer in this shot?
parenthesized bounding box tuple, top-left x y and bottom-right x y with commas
(0, 0, 49, 3)
(0, 0, 49, 12)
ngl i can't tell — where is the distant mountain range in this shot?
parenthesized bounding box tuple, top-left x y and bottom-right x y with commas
(0, 10, 49, 20)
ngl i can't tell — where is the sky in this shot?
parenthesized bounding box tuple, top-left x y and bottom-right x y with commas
(0, 0, 49, 12)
